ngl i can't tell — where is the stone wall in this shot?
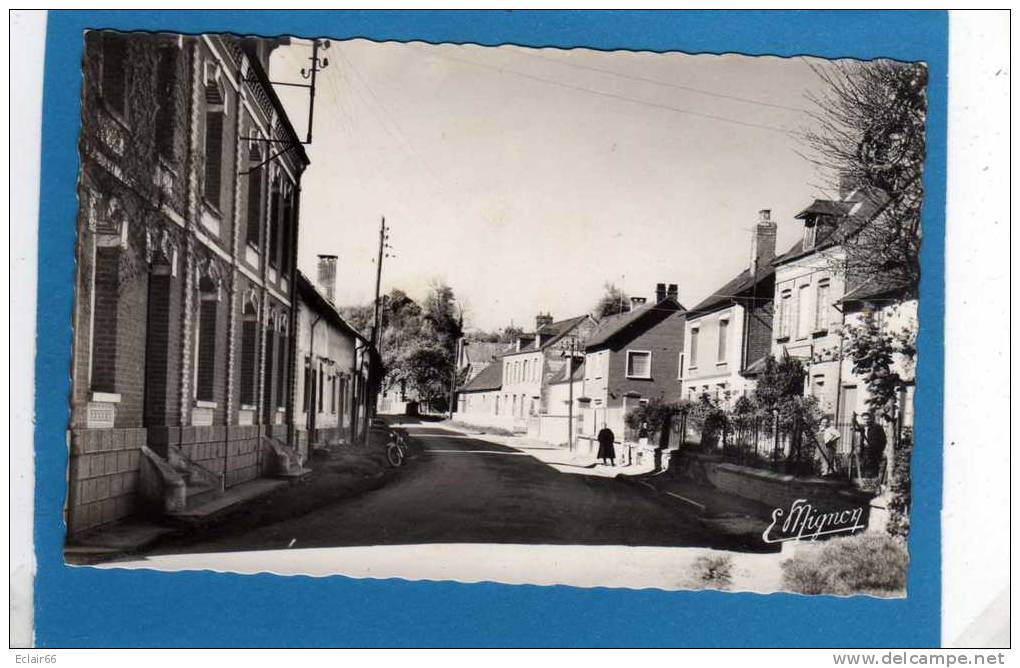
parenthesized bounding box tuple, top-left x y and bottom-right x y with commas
(67, 428, 146, 534)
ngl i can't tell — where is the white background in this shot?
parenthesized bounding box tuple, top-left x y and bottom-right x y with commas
(7, 7, 1012, 653)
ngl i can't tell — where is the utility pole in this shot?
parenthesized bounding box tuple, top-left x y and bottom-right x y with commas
(371, 217, 388, 349)
(558, 334, 581, 452)
(366, 217, 389, 432)
(448, 309, 464, 420)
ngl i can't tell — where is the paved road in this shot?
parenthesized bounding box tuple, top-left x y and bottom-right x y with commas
(153, 424, 758, 554)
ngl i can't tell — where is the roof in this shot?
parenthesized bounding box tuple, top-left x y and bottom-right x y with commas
(794, 199, 855, 219)
(687, 265, 775, 317)
(458, 361, 503, 392)
(503, 315, 591, 356)
(774, 187, 890, 267)
(461, 340, 512, 365)
(584, 297, 685, 350)
(295, 271, 370, 345)
(838, 274, 913, 304)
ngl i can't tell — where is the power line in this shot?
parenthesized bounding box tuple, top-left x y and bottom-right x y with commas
(414, 45, 796, 136)
(516, 49, 812, 114)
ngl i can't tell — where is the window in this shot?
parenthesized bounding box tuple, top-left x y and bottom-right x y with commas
(194, 277, 219, 403)
(689, 328, 699, 368)
(626, 350, 652, 379)
(202, 82, 225, 208)
(815, 279, 830, 331)
(778, 290, 792, 339)
(280, 192, 293, 273)
(803, 221, 818, 251)
(239, 296, 258, 406)
(797, 284, 811, 339)
(91, 246, 121, 393)
(245, 145, 263, 249)
(276, 328, 287, 408)
(717, 318, 729, 363)
(302, 357, 311, 412)
(523, 360, 528, 383)
(100, 32, 128, 118)
(268, 179, 281, 268)
(154, 44, 178, 158)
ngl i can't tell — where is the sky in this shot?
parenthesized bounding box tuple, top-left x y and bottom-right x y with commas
(270, 39, 840, 333)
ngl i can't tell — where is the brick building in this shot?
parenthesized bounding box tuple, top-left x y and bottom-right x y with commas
(67, 31, 315, 536)
(682, 209, 777, 405)
(579, 285, 687, 437)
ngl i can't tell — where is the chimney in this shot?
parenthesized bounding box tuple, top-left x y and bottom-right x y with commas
(749, 209, 777, 275)
(655, 283, 667, 303)
(317, 254, 338, 303)
(667, 284, 678, 301)
(535, 312, 553, 331)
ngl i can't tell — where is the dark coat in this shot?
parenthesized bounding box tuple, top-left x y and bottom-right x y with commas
(597, 428, 616, 460)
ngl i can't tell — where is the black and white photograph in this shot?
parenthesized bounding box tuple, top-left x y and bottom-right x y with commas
(64, 28, 927, 597)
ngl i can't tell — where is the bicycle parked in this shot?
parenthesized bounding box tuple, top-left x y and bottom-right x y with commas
(369, 418, 410, 468)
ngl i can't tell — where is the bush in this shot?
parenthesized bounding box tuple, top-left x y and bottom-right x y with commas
(781, 532, 908, 597)
(686, 554, 734, 590)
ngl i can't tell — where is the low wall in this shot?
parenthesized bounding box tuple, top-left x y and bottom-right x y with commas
(451, 411, 525, 433)
(677, 451, 875, 526)
(67, 427, 146, 534)
(574, 435, 659, 468)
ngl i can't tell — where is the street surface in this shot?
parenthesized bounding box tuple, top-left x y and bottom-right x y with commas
(148, 421, 759, 555)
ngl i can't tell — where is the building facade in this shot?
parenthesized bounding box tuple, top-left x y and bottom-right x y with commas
(580, 285, 687, 436)
(294, 270, 373, 458)
(771, 187, 912, 460)
(682, 210, 777, 405)
(498, 314, 598, 427)
(67, 32, 311, 536)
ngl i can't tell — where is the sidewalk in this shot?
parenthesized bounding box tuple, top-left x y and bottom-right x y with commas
(67, 446, 399, 564)
(434, 421, 655, 478)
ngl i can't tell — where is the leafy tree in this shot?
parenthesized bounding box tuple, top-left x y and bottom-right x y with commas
(753, 352, 807, 411)
(593, 282, 630, 320)
(801, 59, 927, 296)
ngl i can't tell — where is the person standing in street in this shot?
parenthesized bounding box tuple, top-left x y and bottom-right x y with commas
(854, 412, 887, 479)
(818, 415, 841, 475)
(597, 423, 616, 467)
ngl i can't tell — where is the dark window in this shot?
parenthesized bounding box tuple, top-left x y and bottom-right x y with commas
(240, 309, 258, 406)
(276, 331, 288, 408)
(280, 194, 293, 274)
(268, 182, 281, 268)
(203, 84, 225, 207)
(154, 45, 178, 158)
(263, 324, 276, 424)
(195, 292, 218, 402)
(91, 247, 121, 393)
(101, 32, 128, 117)
(245, 156, 263, 248)
(302, 357, 312, 412)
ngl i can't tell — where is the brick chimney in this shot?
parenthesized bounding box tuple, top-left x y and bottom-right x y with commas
(749, 209, 777, 275)
(667, 283, 678, 301)
(535, 312, 553, 330)
(317, 254, 338, 303)
(655, 283, 667, 303)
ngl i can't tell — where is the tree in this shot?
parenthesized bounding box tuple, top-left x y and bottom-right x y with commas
(801, 59, 927, 296)
(593, 282, 630, 320)
(343, 282, 463, 409)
